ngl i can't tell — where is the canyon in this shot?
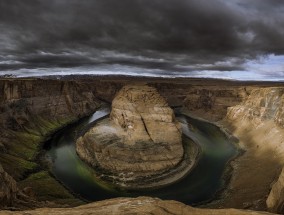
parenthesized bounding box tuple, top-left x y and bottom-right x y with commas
(1, 77, 284, 214)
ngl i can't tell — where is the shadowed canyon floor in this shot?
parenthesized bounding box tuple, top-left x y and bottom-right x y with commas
(1, 76, 284, 214)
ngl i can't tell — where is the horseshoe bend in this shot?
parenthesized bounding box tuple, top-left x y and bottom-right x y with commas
(75, 84, 199, 189)
(1, 77, 284, 215)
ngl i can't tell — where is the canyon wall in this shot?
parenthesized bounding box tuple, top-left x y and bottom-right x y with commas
(90, 79, 251, 121)
(0, 79, 100, 209)
(267, 168, 284, 213)
(227, 87, 284, 127)
(0, 163, 36, 209)
(180, 86, 249, 121)
(0, 197, 274, 215)
(224, 87, 284, 212)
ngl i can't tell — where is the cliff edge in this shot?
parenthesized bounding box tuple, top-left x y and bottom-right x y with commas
(0, 197, 275, 215)
(223, 87, 284, 212)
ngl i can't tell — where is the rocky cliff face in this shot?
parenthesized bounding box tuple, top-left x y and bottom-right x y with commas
(182, 86, 249, 121)
(0, 197, 275, 215)
(266, 168, 284, 213)
(76, 85, 185, 188)
(223, 87, 284, 212)
(227, 87, 284, 127)
(0, 164, 36, 209)
(0, 79, 99, 177)
(0, 79, 100, 208)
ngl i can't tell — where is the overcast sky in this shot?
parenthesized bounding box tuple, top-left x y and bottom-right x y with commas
(0, 0, 284, 80)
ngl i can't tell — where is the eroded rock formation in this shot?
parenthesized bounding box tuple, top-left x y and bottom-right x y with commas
(183, 87, 248, 121)
(0, 197, 275, 215)
(227, 87, 284, 127)
(222, 87, 284, 211)
(76, 84, 185, 187)
(0, 164, 35, 209)
(111, 85, 182, 148)
(267, 167, 284, 213)
(0, 79, 100, 207)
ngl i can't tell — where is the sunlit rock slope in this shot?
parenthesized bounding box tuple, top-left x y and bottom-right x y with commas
(224, 87, 284, 212)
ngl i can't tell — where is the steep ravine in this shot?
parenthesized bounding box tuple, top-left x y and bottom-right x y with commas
(0, 77, 282, 214)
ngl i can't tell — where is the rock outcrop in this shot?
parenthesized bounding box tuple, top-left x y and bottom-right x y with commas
(0, 164, 35, 209)
(0, 80, 99, 177)
(221, 87, 284, 211)
(183, 87, 248, 121)
(267, 167, 284, 213)
(227, 87, 284, 127)
(76, 85, 185, 188)
(2, 77, 284, 213)
(0, 197, 275, 215)
(111, 85, 182, 148)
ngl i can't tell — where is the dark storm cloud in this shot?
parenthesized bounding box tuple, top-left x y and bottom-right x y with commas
(0, 0, 284, 72)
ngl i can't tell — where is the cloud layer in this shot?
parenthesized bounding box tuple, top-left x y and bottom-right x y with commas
(0, 0, 284, 76)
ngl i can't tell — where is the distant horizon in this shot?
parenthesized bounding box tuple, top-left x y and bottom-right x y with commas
(2, 67, 284, 82)
(1, 0, 284, 81)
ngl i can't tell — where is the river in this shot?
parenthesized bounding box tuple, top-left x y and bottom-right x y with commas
(44, 106, 238, 205)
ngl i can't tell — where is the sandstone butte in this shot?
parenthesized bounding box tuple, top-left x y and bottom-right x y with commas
(76, 85, 185, 187)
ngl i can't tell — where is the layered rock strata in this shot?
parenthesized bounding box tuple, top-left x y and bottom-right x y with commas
(0, 164, 36, 209)
(76, 85, 186, 188)
(0, 80, 99, 179)
(227, 87, 284, 127)
(221, 87, 284, 211)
